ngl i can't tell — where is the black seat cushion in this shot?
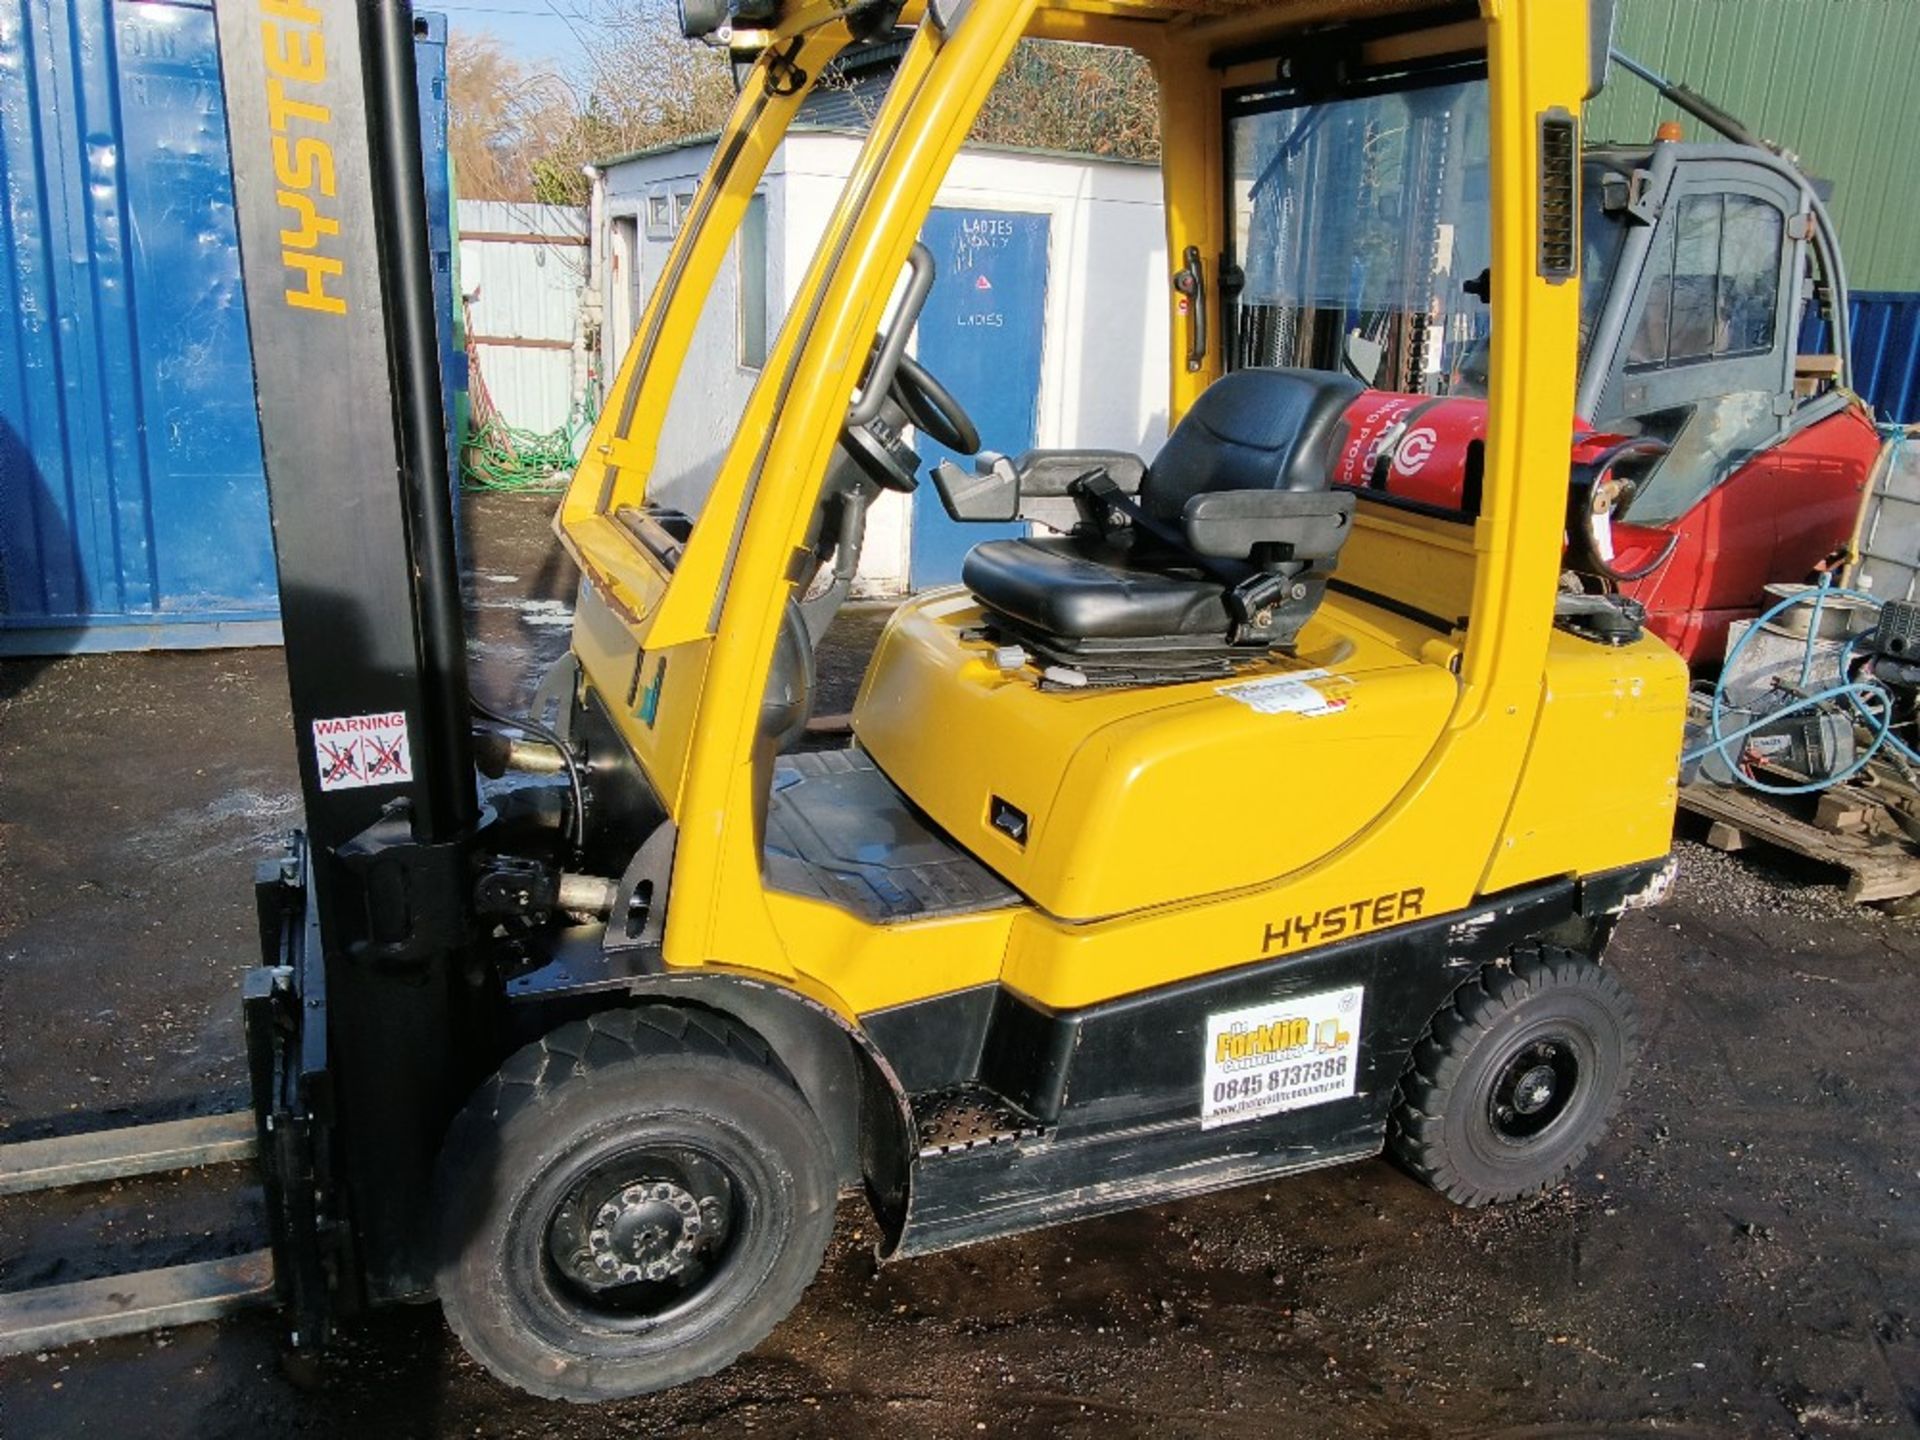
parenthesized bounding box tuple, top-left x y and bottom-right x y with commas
(962, 369, 1363, 648)
(962, 532, 1228, 641)
(1139, 367, 1363, 523)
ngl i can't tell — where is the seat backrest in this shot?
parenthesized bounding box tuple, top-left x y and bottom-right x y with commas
(1141, 368, 1364, 523)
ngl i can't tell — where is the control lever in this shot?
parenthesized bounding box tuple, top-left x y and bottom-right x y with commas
(1172, 246, 1208, 372)
(930, 452, 1019, 523)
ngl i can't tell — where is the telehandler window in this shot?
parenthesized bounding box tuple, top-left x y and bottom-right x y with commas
(1627, 192, 1783, 369)
(1615, 392, 1780, 527)
(1226, 71, 1491, 397)
(1603, 187, 1794, 527)
(1579, 163, 1633, 360)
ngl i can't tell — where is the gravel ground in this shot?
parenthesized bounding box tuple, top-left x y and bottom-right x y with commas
(1, 494, 1917, 1439)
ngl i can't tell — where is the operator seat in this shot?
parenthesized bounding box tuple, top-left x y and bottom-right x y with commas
(962, 368, 1363, 681)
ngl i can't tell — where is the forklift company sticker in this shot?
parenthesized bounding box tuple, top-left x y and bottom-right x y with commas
(1201, 984, 1365, 1130)
(1217, 669, 1351, 718)
(1392, 426, 1439, 477)
(313, 712, 413, 793)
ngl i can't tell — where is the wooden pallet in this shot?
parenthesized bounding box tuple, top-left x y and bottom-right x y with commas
(1680, 779, 1920, 905)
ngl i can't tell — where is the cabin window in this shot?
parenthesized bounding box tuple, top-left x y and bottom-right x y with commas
(1226, 72, 1492, 397)
(1628, 192, 1783, 369)
(737, 194, 769, 370)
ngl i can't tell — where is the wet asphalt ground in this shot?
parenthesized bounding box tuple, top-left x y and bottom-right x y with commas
(1, 493, 1916, 1439)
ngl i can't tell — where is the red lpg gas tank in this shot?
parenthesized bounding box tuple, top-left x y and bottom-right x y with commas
(1330, 392, 1490, 511)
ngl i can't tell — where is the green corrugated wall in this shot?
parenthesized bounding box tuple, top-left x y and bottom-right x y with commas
(1587, 0, 1920, 291)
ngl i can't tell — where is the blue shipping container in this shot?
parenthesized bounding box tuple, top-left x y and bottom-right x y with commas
(0, 0, 456, 655)
(1801, 291, 1920, 428)
(1839, 293, 1920, 429)
(414, 8, 468, 538)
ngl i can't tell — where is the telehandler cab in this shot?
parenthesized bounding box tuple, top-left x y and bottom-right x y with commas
(0, 0, 1685, 1404)
(1225, 48, 1879, 668)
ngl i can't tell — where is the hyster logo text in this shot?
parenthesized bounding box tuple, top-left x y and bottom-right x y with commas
(261, 0, 346, 316)
(1261, 887, 1426, 955)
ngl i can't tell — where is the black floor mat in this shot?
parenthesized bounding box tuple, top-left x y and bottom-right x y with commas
(763, 750, 1023, 923)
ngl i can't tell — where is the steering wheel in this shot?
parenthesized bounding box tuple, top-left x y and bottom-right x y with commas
(1568, 436, 1680, 584)
(892, 353, 980, 457)
(840, 318, 983, 493)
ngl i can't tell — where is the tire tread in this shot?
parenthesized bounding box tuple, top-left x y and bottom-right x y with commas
(1388, 944, 1638, 1207)
(435, 1003, 829, 1402)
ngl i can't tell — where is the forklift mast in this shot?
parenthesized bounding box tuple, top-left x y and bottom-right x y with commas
(216, 0, 480, 1314)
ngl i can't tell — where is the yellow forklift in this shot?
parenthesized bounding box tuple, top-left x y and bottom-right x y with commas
(0, 0, 1686, 1405)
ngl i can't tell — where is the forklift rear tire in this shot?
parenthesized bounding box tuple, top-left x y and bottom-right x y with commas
(1388, 945, 1638, 1207)
(433, 1005, 837, 1402)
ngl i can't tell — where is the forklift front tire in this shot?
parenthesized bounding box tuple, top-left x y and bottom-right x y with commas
(433, 1005, 838, 1402)
(1388, 946, 1639, 1207)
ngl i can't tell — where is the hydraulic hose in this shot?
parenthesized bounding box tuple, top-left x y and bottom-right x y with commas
(1680, 580, 1919, 795)
(471, 697, 588, 853)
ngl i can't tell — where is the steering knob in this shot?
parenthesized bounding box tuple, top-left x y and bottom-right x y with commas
(840, 413, 922, 493)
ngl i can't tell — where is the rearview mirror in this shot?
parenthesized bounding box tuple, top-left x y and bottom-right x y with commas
(1590, 0, 1617, 98)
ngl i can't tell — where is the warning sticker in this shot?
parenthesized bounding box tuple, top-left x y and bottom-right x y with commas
(1217, 668, 1353, 718)
(312, 712, 413, 793)
(1201, 984, 1365, 1130)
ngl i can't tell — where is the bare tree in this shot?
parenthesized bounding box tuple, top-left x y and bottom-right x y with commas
(447, 33, 579, 202)
(527, 2, 739, 205)
(582, 3, 738, 144)
(974, 41, 1161, 162)
(446, 19, 1161, 206)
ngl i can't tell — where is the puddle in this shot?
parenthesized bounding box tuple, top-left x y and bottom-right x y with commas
(516, 599, 575, 629)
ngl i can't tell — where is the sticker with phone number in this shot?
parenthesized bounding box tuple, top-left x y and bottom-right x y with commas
(1201, 984, 1365, 1129)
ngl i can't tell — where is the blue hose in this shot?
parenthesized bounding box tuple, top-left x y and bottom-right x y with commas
(1680, 579, 1920, 794)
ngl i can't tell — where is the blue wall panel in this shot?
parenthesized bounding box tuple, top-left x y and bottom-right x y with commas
(1843, 293, 1920, 428)
(0, 1, 455, 655)
(1803, 291, 1920, 427)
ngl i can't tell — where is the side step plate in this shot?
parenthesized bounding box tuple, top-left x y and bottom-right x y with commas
(0, 1113, 256, 1197)
(0, 1250, 275, 1358)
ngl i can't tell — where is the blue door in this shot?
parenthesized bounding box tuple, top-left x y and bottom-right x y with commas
(910, 208, 1051, 588)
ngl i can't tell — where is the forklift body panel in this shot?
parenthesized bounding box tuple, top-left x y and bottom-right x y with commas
(881, 861, 1650, 1256)
(552, 0, 1663, 1018)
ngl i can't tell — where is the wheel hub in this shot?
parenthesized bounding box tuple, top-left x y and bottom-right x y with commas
(1512, 1063, 1558, 1115)
(587, 1182, 705, 1284)
(550, 1148, 738, 1306)
(1488, 1036, 1580, 1141)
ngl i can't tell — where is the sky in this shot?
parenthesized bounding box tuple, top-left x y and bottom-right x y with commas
(431, 0, 591, 74)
